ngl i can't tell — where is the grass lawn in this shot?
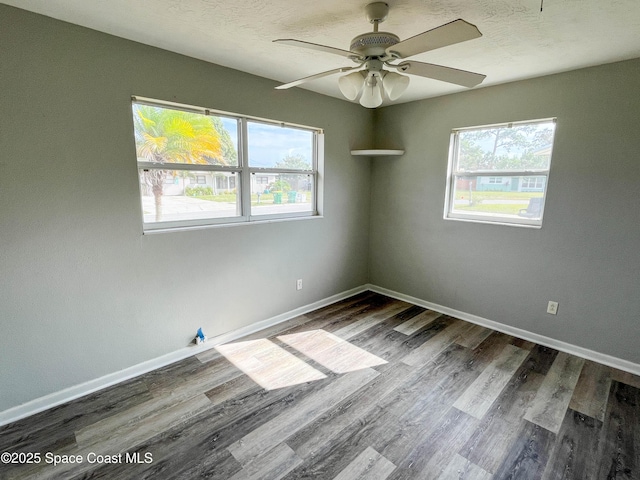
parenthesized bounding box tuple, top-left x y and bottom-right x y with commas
(455, 203, 527, 215)
(454, 190, 543, 215)
(195, 193, 309, 206)
(198, 193, 238, 203)
(454, 190, 543, 201)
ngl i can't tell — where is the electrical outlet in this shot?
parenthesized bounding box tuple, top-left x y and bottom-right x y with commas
(547, 301, 559, 315)
(296, 279, 303, 291)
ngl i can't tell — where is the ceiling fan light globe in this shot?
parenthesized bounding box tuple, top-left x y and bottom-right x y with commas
(383, 72, 410, 101)
(338, 71, 365, 101)
(359, 81, 383, 108)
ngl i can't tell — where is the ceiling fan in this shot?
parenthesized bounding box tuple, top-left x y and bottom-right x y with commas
(274, 2, 486, 108)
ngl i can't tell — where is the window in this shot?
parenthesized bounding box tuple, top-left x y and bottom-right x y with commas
(521, 176, 544, 190)
(444, 118, 556, 227)
(246, 120, 317, 217)
(132, 97, 322, 231)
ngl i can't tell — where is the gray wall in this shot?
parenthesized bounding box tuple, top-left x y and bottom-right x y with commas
(370, 58, 640, 364)
(3, 3, 639, 415)
(0, 6, 373, 411)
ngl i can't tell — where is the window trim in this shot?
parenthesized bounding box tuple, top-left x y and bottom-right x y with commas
(443, 118, 556, 229)
(132, 96, 323, 232)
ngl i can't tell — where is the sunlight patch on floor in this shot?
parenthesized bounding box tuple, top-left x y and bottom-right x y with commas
(278, 329, 387, 374)
(215, 338, 326, 390)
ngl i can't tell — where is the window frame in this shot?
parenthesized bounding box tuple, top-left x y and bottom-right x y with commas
(444, 118, 556, 228)
(132, 96, 323, 232)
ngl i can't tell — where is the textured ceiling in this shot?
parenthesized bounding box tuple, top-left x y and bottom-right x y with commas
(3, 0, 640, 105)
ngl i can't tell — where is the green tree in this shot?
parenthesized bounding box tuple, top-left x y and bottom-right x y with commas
(211, 116, 238, 165)
(274, 154, 311, 192)
(459, 125, 554, 171)
(274, 153, 311, 170)
(133, 105, 224, 221)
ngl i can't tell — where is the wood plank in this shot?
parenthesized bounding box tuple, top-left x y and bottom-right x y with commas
(3, 293, 639, 480)
(196, 315, 313, 364)
(461, 332, 516, 373)
(285, 343, 480, 480)
(0, 377, 152, 454)
(303, 291, 379, 321)
(526, 344, 560, 375)
(288, 362, 415, 460)
(390, 407, 478, 479)
(596, 381, 640, 479)
(611, 368, 640, 389)
(569, 359, 612, 422)
(459, 345, 549, 474)
(524, 352, 585, 434)
(332, 446, 396, 480)
(401, 320, 475, 367)
(89, 374, 346, 479)
(75, 393, 214, 451)
(229, 443, 302, 480)
(393, 310, 442, 336)
(439, 454, 493, 480)
(368, 346, 487, 468)
(277, 329, 387, 374)
(144, 354, 241, 398)
(541, 409, 603, 480)
(336, 301, 413, 339)
(204, 372, 262, 406)
(215, 338, 326, 390)
(349, 316, 453, 370)
(195, 346, 223, 363)
(12, 394, 216, 480)
(90, 374, 341, 480)
(172, 372, 337, 453)
(455, 324, 494, 350)
(492, 420, 555, 479)
(453, 344, 529, 419)
(227, 368, 379, 464)
(78, 438, 242, 480)
(511, 338, 536, 350)
(298, 293, 398, 334)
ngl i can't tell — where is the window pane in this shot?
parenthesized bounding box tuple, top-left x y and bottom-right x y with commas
(251, 173, 313, 216)
(451, 175, 546, 220)
(133, 104, 239, 167)
(139, 169, 239, 223)
(456, 121, 555, 172)
(247, 121, 314, 169)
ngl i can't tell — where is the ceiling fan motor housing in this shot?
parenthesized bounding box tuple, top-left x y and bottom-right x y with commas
(350, 32, 399, 57)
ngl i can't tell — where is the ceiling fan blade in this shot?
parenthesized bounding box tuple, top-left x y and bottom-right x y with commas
(386, 19, 482, 59)
(273, 39, 355, 58)
(275, 66, 360, 90)
(397, 61, 486, 88)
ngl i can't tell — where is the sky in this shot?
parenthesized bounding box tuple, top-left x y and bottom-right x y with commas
(221, 117, 313, 168)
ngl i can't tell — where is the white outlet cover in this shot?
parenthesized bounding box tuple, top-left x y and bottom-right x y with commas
(547, 301, 559, 315)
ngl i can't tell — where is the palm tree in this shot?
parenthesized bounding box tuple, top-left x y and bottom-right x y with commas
(133, 105, 224, 221)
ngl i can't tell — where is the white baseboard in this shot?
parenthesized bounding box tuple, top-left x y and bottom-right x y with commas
(367, 283, 640, 376)
(4, 283, 638, 428)
(0, 285, 368, 428)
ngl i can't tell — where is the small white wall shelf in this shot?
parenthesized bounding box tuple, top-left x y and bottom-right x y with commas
(350, 149, 404, 156)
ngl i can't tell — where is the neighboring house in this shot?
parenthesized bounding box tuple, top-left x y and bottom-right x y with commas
(458, 144, 552, 193)
(161, 172, 240, 195)
(146, 172, 300, 197)
(475, 175, 546, 192)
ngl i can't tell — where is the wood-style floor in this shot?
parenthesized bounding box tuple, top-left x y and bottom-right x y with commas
(1, 292, 639, 479)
